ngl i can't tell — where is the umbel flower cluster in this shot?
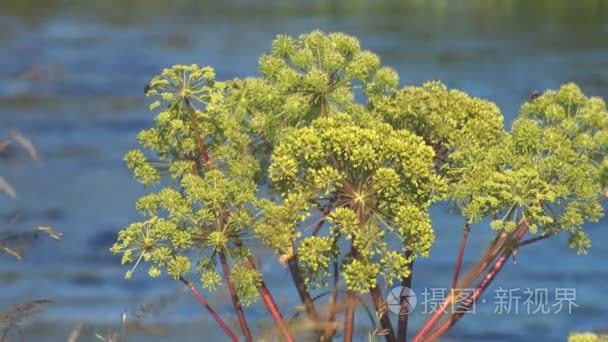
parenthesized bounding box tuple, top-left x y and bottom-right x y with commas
(111, 31, 607, 334)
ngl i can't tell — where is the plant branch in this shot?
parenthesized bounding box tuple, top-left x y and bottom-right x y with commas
(321, 261, 340, 341)
(287, 254, 321, 322)
(343, 244, 359, 342)
(183, 97, 293, 342)
(414, 221, 529, 341)
(344, 289, 357, 342)
(412, 223, 521, 341)
(424, 221, 530, 341)
(243, 255, 295, 342)
(178, 276, 238, 342)
(219, 251, 253, 342)
(370, 286, 397, 342)
(415, 223, 468, 342)
(457, 229, 511, 290)
(517, 231, 557, 248)
(451, 223, 470, 289)
(397, 251, 414, 342)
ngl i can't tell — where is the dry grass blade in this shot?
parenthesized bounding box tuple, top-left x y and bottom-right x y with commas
(375, 328, 392, 336)
(9, 129, 38, 161)
(36, 226, 63, 240)
(0, 177, 16, 198)
(95, 331, 118, 342)
(67, 323, 84, 342)
(0, 300, 51, 328)
(374, 300, 388, 321)
(1, 246, 22, 260)
(1, 226, 61, 260)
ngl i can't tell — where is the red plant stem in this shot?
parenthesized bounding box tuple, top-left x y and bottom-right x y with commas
(412, 226, 519, 342)
(414, 226, 555, 340)
(219, 251, 253, 342)
(425, 222, 530, 341)
(287, 255, 321, 322)
(517, 231, 556, 248)
(370, 286, 397, 342)
(344, 289, 357, 342)
(457, 229, 509, 289)
(451, 224, 470, 290)
(410, 282, 453, 342)
(414, 221, 529, 342)
(417, 223, 468, 342)
(343, 244, 363, 342)
(243, 256, 295, 342)
(321, 261, 340, 341)
(178, 276, 238, 342)
(183, 98, 292, 341)
(426, 253, 511, 341)
(397, 251, 414, 342)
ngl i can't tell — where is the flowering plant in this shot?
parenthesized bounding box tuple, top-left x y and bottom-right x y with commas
(112, 31, 608, 341)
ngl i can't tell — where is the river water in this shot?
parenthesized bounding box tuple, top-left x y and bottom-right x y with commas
(1, 1, 607, 341)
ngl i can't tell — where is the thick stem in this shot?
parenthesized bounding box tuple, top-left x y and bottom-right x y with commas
(397, 251, 414, 342)
(178, 276, 238, 342)
(343, 289, 356, 342)
(219, 251, 253, 342)
(287, 255, 321, 322)
(243, 256, 295, 342)
(343, 244, 361, 342)
(321, 261, 340, 341)
(370, 286, 397, 342)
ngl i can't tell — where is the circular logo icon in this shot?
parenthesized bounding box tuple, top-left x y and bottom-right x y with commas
(387, 286, 417, 315)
